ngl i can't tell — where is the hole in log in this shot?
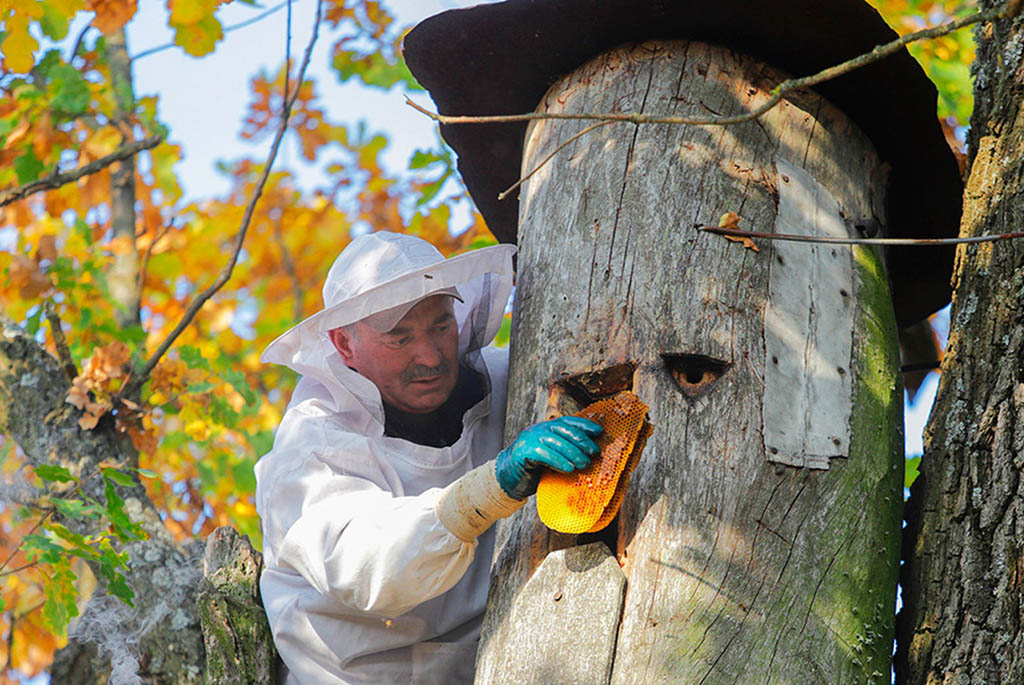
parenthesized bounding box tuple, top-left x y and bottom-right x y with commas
(556, 362, 637, 407)
(662, 353, 730, 400)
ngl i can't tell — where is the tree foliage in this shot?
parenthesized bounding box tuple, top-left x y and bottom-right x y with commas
(0, 0, 976, 679)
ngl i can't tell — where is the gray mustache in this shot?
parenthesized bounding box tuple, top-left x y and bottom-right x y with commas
(401, 358, 452, 384)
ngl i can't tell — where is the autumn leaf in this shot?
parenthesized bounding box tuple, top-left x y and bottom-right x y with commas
(85, 0, 138, 34)
(36, 235, 58, 262)
(1, 12, 40, 74)
(8, 254, 53, 298)
(718, 211, 759, 252)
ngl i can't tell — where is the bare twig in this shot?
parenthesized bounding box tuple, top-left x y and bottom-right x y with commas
(68, 21, 94, 63)
(0, 561, 38, 578)
(124, 0, 324, 396)
(285, 0, 293, 112)
(0, 135, 163, 209)
(137, 219, 176, 300)
(272, 220, 305, 322)
(44, 302, 77, 381)
(498, 120, 617, 200)
(408, 3, 1006, 130)
(132, 0, 291, 61)
(696, 224, 1024, 246)
(0, 509, 53, 576)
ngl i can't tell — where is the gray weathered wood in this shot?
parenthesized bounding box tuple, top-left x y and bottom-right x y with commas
(475, 542, 625, 684)
(479, 41, 903, 684)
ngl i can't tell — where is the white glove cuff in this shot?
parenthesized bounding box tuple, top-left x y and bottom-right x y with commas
(435, 461, 525, 543)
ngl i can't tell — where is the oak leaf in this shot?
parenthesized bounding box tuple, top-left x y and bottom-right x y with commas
(718, 211, 759, 252)
(85, 0, 137, 34)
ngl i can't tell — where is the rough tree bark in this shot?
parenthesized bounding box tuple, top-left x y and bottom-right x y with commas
(477, 41, 903, 684)
(896, 5, 1024, 683)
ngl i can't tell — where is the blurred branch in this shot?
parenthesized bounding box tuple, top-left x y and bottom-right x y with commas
(44, 302, 77, 382)
(408, 2, 1010, 129)
(0, 509, 53, 576)
(272, 220, 305, 322)
(137, 219, 176, 303)
(0, 135, 163, 209)
(124, 0, 324, 396)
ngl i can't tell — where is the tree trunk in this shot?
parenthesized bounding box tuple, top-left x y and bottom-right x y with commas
(477, 41, 903, 684)
(896, 5, 1024, 683)
(105, 28, 141, 329)
(0, 317, 278, 680)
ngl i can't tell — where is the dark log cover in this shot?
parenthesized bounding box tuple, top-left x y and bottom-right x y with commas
(403, 0, 963, 326)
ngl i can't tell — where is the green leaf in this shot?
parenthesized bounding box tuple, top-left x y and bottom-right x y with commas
(103, 477, 146, 542)
(50, 63, 90, 116)
(35, 463, 76, 483)
(179, 345, 212, 371)
(23, 532, 65, 565)
(25, 305, 43, 336)
(42, 562, 79, 636)
(409, 149, 443, 170)
(332, 49, 423, 92)
(52, 497, 100, 519)
(101, 467, 135, 487)
(14, 151, 45, 184)
(39, 3, 71, 41)
(905, 456, 921, 490)
(221, 366, 258, 405)
(417, 174, 449, 206)
(230, 458, 257, 494)
(136, 468, 158, 479)
(106, 573, 135, 606)
(494, 314, 512, 348)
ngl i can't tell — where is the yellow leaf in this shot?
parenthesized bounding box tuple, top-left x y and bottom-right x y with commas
(1, 14, 38, 74)
(172, 11, 223, 56)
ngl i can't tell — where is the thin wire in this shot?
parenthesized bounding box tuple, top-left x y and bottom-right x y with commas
(697, 225, 1024, 246)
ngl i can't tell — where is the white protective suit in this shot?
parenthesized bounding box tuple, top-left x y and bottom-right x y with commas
(255, 232, 521, 684)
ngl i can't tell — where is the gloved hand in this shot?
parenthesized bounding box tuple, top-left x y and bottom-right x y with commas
(494, 416, 604, 500)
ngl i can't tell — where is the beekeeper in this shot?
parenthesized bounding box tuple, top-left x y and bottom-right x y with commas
(255, 231, 602, 684)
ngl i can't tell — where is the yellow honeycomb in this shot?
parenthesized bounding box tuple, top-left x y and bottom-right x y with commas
(536, 391, 653, 534)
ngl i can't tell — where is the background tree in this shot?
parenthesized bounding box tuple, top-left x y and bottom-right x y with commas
(896, 1, 1024, 682)
(0, 0, 992, 681)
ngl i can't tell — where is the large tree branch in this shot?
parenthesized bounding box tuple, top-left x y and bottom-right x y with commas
(124, 0, 323, 397)
(0, 134, 163, 209)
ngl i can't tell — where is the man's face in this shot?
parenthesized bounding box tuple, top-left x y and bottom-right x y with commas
(330, 295, 459, 414)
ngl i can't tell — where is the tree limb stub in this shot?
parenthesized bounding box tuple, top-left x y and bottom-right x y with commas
(0, 134, 164, 209)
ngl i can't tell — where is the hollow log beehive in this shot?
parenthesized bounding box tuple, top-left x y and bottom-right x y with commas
(475, 41, 904, 684)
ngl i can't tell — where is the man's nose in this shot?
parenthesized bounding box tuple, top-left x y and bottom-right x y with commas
(409, 336, 444, 367)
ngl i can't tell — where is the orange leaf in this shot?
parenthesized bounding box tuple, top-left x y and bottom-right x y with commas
(85, 0, 137, 34)
(718, 211, 759, 252)
(8, 255, 52, 298)
(35, 235, 58, 262)
(718, 211, 742, 230)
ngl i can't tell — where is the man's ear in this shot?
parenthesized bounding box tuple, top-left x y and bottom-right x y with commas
(328, 327, 356, 365)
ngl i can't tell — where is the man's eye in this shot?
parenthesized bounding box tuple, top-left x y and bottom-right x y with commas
(387, 337, 410, 348)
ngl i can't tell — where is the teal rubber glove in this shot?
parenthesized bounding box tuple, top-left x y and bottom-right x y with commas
(494, 416, 604, 500)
